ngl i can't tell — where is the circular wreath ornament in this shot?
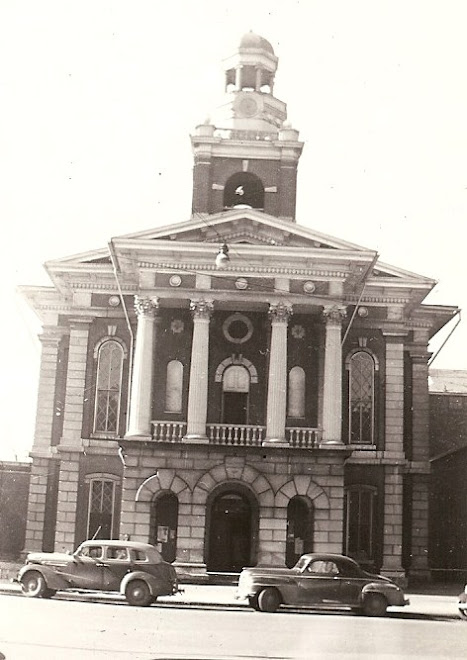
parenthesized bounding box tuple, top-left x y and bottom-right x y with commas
(357, 306, 369, 317)
(235, 277, 248, 290)
(170, 319, 184, 334)
(108, 295, 121, 307)
(291, 324, 305, 339)
(222, 313, 254, 344)
(169, 275, 182, 287)
(303, 281, 316, 294)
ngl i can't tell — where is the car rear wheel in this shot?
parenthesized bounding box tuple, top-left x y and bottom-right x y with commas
(363, 593, 387, 617)
(21, 571, 47, 598)
(459, 608, 467, 621)
(248, 593, 260, 611)
(125, 580, 153, 607)
(257, 588, 281, 613)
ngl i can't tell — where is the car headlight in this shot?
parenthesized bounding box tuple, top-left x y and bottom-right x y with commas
(239, 572, 253, 593)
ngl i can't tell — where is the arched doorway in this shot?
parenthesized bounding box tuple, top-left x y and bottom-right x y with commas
(222, 365, 250, 425)
(208, 489, 254, 572)
(286, 496, 314, 568)
(149, 492, 178, 563)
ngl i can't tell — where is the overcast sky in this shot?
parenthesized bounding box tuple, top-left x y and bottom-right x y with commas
(1, 0, 466, 460)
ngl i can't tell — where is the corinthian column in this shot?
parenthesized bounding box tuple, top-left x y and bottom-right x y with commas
(126, 296, 159, 438)
(264, 302, 292, 446)
(183, 299, 213, 443)
(322, 305, 346, 444)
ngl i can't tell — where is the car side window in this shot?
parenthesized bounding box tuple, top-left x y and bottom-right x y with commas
(79, 545, 103, 560)
(130, 549, 148, 563)
(106, 547, 129, 561)
(306, 560, 339, 575)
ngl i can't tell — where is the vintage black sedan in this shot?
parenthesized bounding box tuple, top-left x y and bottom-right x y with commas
(16, 540, 178, 607)
(236, 553, 409, 616)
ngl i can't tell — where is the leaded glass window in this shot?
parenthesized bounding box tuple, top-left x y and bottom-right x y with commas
(94, 341, 124, 434)
(87, 479, 116, 539)
(349, 351, 375, 444)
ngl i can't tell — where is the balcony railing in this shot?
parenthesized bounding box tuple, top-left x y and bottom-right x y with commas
(151, 421, 321, 448)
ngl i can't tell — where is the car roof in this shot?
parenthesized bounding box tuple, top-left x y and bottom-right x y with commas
(300, 553, 359, 565)
(80, 540, 158, 552)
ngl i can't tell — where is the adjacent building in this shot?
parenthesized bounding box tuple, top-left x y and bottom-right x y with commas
(20, 33, 458, 582)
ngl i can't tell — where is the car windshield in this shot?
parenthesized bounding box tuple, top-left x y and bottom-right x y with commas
(294, 556, 309, 571)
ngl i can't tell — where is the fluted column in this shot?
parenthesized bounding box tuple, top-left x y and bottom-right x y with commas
(322, 305, 346, 444)
(264, 302, 292, 446)
(126, 296, 159, 438)
(183, 299, 213, 443)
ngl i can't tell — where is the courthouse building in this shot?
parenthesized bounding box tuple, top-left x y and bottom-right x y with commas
(20, 33, 458, 581)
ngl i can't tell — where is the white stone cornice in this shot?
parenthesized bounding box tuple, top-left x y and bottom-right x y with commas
(139, 261, 348, 278)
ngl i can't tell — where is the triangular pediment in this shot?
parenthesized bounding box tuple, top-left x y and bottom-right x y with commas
(42, 208, 436, 293)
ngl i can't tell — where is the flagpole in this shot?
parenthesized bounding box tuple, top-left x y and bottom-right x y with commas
(341, 251, 379, 346)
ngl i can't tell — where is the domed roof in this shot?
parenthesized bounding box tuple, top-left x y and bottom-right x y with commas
(239, 31, 275, 55)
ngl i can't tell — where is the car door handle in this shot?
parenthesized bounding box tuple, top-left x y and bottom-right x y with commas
(95, 563, 108, 567)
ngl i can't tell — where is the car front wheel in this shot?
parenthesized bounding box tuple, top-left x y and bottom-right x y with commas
(21, 571, 48, 598)
(125, 580, 153, 607)
(257, 588, 281, 613)
(459, 608, 467, 621)
(363, 593, 387, 617)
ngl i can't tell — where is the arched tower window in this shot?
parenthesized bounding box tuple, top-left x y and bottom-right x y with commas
(224, 172, 264, 210)
(348, 350, 376, 444)
(288, 366, 305, 418)
(94, 340, 124, 434)
(165, 360, 183, 413)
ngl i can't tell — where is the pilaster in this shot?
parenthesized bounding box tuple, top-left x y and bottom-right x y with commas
(60, 317, 93, 448)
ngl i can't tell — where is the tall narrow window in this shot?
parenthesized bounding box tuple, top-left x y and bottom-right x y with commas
(165, 360, 183, 413)
(288, 366, 305, 418)
(348, 351, 375, 444)
(87, 479, 116, 539)
(94, 341, 124, 434)
(345, 486, 376, 565)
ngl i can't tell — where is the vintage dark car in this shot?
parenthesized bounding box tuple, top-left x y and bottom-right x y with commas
(16, 540, 178, 607)
(458, 585, 467, 620)
(236, 553, 409, 616)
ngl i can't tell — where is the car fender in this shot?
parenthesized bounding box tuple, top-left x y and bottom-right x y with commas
(360, 581, 404, 606)
(18, 564, 69, 591)
(120, 571, 164, 598)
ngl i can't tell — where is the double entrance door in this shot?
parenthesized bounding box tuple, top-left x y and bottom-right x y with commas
(208, 492, 251, 573)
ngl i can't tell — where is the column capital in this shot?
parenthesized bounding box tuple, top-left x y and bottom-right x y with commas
(268, 301, 293, 324)
(323, 304, 347, 324)
(134, 295, 159, 318)
(190, 299, 214, 320)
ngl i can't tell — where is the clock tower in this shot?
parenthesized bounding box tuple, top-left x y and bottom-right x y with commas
(191, 32, 303, 221)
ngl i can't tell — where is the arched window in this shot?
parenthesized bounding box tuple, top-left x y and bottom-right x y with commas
(288, 366, 305, 418)
(344, 486, 377, 566)
(222, 365, 250, 424)
(223, 172, 265, 209)
(165, 360, 183, 413)
(94, 340, 124, 434)
(348, 351, 375, 444)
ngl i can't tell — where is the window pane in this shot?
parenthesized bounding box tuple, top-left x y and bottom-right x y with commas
(95, 341, 123, 433)
(166, 360, 183, 412)
(288, 366, 305, 417)
(349, 352, 374, 443)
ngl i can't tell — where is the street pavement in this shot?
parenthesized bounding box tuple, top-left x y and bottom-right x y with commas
(0, 577, 463, 618)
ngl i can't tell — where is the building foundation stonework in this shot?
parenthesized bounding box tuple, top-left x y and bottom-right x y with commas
(18, 32, 458, 582)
